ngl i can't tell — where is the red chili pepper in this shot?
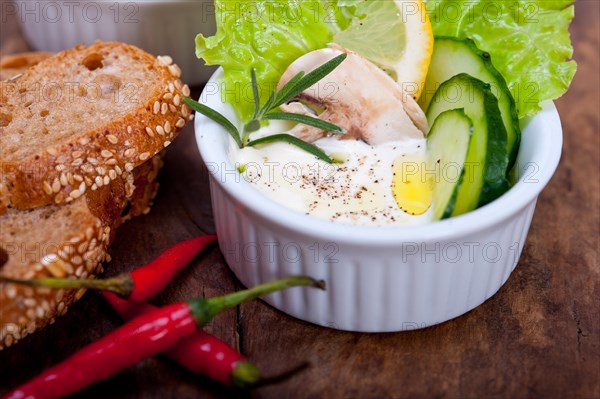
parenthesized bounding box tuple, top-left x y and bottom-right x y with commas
(3, 302, 195, 399)
(4, 276, 325, 399)
(126, 235, 217, 301)
(103, 292, 259, 387)
(0, 235, 218, 299)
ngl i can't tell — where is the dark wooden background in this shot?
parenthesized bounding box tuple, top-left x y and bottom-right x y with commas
(1, 2, 598, 398)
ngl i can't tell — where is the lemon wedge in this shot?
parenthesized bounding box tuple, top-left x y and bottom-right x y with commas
(334, 0, 434, 100)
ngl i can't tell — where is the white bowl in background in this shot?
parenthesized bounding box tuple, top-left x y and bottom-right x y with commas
(194, 68, 563, 332)
(13, 0, 215, 85)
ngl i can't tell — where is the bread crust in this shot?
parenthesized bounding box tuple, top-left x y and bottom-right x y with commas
(0, 156, 163, 349)
(123, 152, 164, 221)
(0, 42, 193, 214)
(0, 52, 53, 81)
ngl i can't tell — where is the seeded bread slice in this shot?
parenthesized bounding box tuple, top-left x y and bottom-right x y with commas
(0, 41, 193, 214)
(0, 155, 163, 349)
(0, 52, 53, 214)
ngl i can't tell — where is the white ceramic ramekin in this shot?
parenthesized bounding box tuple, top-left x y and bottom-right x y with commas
(194, 69, 563, 332)
(12, 0, 215, 85)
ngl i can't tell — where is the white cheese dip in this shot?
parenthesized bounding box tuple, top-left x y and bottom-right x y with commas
(230, 122, 433, 227)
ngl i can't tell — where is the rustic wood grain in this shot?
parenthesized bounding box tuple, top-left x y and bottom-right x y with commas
(1, 1, 598, 398)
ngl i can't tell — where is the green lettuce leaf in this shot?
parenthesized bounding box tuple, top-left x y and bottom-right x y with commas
(426, 0, 577, 118)
(195, 0, 334, 122)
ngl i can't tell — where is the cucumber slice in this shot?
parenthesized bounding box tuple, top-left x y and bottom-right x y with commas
(419, 37, 521, 172)
(427, 74, 508, 215)
(427, 109, 473, 220)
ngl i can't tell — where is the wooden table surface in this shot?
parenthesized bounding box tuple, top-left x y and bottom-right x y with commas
(1, 2, 598, 398)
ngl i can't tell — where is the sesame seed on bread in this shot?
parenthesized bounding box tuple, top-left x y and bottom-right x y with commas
(122, 152, 164, 221)
(0, 154, 163, 349)
(0, 41, 193, 214)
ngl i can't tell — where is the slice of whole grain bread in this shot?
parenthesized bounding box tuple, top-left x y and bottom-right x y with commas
(0, 154, 163, 349)
(0, 42, 193, 214)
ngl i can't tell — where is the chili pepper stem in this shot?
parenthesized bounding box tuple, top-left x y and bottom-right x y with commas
(0, 274, 134, 297)
(0, 235, 218, 302)
(231, 361, 261, 389)
(189, 276, 326, 327)
(4, 276, 324, 399)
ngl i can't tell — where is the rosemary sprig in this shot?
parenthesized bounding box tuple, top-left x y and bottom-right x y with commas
(247, 134, 335, 163)
(262, 112, 345, 135)
(251, 68, 261, 120)
(268, 71, 305, 113)
(183, 53, 347, 164)
(269, 53, 346, 111)
(184, 99, 242, 148)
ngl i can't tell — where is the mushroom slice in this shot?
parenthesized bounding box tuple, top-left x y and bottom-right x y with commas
(278, 47, 428, 145)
